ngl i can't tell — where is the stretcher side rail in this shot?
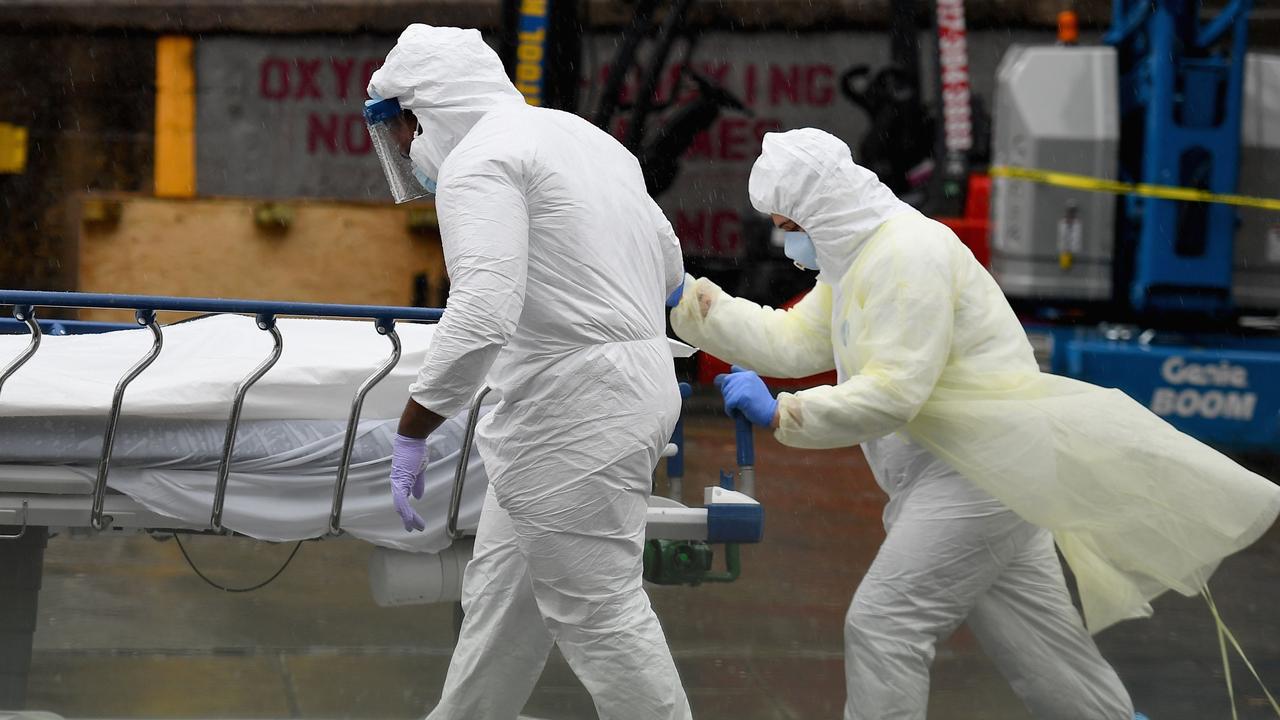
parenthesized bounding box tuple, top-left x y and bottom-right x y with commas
(0, 492, 736, 545)
(0, 289, 444, 539)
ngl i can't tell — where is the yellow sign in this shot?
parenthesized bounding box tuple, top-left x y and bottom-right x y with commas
(0, 122, 28, 174)
(513, 0, 550, 106)
(989, 165, 1280, 212)
(155, 35, 196, 198)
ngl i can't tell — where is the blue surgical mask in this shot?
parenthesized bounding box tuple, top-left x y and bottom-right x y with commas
(412, 165, 438, 195)
(783, 231, 819, 271)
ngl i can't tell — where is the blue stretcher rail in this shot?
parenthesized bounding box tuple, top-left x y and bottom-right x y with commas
(0, 289, 445, 537)
(0, 290, 443, 324)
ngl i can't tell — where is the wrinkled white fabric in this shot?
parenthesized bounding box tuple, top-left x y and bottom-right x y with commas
(0, 314, 431, 420)
(672, 127, 1280, 716)
(747, 127, 914, 285)
(370, 25, 689, 720)
(0, 418, 485, 552)
(0, 321, 694, 554)
(368, 26, 524, 183)
(847, 436, 1132, 720)
(0, 316, 488, 552)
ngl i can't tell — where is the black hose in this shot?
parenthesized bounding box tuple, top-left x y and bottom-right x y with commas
(173, 533, 304, 593)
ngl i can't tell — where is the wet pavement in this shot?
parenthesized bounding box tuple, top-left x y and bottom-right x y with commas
(20, 412, 1280, 719)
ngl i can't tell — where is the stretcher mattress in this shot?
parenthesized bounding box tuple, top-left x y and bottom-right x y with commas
(0, 315, 487, 552)
(0, 314, 695, 552)
(0, 314, 438, 420)
(0, 416, 486, 553)
(0, 416, 390, 466)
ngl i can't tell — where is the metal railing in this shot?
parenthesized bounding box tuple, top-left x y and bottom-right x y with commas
(447, 386, 491, 541)
(0, 290, 442, 535)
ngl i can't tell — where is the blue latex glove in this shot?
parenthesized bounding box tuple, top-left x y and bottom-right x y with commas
(666, 283, 684, 308)
(390, 433, 428, 532)
(714, 366, 778, 428)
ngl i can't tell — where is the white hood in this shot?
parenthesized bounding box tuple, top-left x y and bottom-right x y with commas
(748, 128, 916, 283)
(367, 25, 524, 181)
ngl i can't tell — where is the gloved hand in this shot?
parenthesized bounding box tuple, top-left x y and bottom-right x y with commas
(390, 433, 428, 532)
(714, 366, 778, 428)
(666, 282, 684, 308)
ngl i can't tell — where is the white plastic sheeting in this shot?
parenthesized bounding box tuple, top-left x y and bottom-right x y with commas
(0, 315, 485, 552)
(1, 314, 430, 420)
(0, 315, 696, 552)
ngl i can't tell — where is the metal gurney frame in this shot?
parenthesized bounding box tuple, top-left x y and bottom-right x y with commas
(0, 289, 765, 709)
(0, 290, 444, 538)
(0, 290, 765, 549)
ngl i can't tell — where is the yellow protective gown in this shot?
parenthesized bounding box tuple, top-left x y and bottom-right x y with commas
(672, 128, 1280, 634)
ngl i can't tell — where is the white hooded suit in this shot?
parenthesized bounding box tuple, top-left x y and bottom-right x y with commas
(370, 25, 690, 720)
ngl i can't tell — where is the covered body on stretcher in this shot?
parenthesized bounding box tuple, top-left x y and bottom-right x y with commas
(0, 314, 754, 602)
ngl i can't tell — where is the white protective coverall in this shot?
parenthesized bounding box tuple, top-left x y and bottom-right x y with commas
(671, 128, 1280, 719)
(369, 25, 690, 720)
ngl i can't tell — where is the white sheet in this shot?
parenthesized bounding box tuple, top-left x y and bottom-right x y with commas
(0, 314, 696, 418)
(0, 315, 484, 551)
(0, 314, 436, 420)
(0, 417, 387, 465)
(0, 315, 695, 552)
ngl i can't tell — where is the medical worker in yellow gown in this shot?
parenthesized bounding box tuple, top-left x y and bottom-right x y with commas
(671, 128, 1280, 720)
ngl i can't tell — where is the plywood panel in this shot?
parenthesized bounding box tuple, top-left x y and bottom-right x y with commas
(77, 195, 445, 323)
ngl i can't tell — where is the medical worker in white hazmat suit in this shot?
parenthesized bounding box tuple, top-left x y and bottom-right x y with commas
(374, 26, 691, 720)
(671, 128, 1280, 720)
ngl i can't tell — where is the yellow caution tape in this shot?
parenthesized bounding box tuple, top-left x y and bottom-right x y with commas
(989, 165, 1280, 212)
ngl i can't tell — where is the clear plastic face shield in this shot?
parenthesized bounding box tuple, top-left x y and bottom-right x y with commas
(364, 96, 433, 204)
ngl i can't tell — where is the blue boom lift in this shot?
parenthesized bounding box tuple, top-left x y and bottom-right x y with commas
(990, 0, 1280, 451)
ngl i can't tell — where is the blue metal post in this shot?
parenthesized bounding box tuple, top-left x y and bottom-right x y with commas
(732, 411, 756, 498)
(1110, 0, 1251, 316)
(665, 382, 692, 500)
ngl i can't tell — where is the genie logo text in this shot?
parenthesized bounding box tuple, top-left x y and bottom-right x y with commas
(1150, 356, 1256, 421)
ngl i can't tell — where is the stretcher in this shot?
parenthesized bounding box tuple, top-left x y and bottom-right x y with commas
(0, 291, 765, 596)
(0, 290, 766, 709)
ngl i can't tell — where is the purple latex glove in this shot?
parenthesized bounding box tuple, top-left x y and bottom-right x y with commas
(390, 433, 428, 532)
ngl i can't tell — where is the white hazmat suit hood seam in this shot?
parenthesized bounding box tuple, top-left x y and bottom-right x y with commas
(748, 128, 916, 283)
(367, 24, 525, 182)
